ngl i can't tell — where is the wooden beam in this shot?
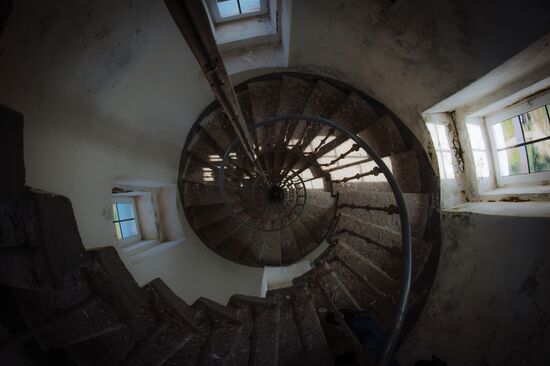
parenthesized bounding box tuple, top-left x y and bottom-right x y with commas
(164, 0, 264, 179)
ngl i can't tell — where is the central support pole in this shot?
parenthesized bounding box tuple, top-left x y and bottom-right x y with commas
(164, 0, 265, 180)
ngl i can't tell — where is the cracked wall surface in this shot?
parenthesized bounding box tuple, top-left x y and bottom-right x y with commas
(397, 210, 550, 365)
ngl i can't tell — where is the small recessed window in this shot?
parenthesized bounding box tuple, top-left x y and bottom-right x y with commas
(486, 91, 550, 185)
(113, 201, 139, 239)
(207, 0, 268, 24)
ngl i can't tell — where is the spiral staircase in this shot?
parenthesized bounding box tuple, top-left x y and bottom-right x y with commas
(0, 3, 441, 366)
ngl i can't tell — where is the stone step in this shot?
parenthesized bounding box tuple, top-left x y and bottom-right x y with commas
(222, 305, 254, 365)
(303, 80, 348, 119)
(291, 81, 348, 152)
(321, 241, 400, 303)
(289, 282, 333, 366)
(389, 150, 422, 193)
(182, 182, 224, 207)
(358, 115, 406, 158)
(83, 247, 146, 321)
(337, 190, 430, 238)
(186, 203, 236, 230)
(239, 229, 282, 267)
(66, 320, 155, 366)
(125, 282, 206, 366)
(228, 295, 281, 366)
(280, 227, 302, 266)
(266, 288, 308, 366)
(181, 154, 221, 184)
(330, 93, 380, 133)
(324, 258, 397, 333)
(186, 129, 224, 163)
(249, 80, 281, 123)
(303, 265, 362, 358)
(236, 89, 254, 126)
(248, 80, 281, 149)
(0, 189, 83, 291)
(290, 220, 318, 257)
(216, 224, 256, 261)
(199, 110, 236, 152)
(277, 76, 313, 116)
(331, 212, 432, 282)
(315, 262, 362, 311)
(193, 297, 241, 324)
(192, 298, 243, 366)
(197, 215, 243, 250)
(147, 278, 199, 331)
(13, 272, 125, 350)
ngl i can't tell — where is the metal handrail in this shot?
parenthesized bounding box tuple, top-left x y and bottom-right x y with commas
(219, 115, 412, 366)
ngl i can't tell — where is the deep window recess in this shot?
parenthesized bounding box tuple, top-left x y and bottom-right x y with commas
(112, 201, 139, 240)
(207, 0, 267, 24)
(486, 91, 550, 185)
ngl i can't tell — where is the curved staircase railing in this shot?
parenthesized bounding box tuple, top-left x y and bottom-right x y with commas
(219, 115, 412, 366)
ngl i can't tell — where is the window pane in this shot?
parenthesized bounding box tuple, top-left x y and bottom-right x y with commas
(527, 140, 550, 173)
(116, 203, 134, 220)
(120, 219, 138, 238)
(498, 146, 529, 176)
(114, 222, 122, 240)
(217, 0, 239, 17)
(240, 0, 261, 13)
(493, 117, 523, 149)
(112, 204, 119, 221)
(519, 105, 550, 142)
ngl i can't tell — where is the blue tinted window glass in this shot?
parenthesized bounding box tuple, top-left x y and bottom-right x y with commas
(120, 219, 138, 238)
(116, 203, 134, 220)
(240, 0, 261, 13)
(217, 0, 239, 17)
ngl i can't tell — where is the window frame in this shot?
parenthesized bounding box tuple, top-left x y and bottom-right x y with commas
(485, 91, 550, 186)
(206, 0, 268, 24)
(112, 196, 141, 244)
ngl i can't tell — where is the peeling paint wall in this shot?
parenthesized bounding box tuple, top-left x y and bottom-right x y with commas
(288, 0, 550, 154)
(397, 210, 550, 365)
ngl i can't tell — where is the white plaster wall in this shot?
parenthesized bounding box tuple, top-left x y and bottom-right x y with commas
(0, 0, 263, 304)
(397, 210, 550, 365)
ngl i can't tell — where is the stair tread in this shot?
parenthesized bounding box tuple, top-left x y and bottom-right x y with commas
(239, 229, 282, 266)
(338, 190, 430, 238)
(146, 278, 199, 332)
(266, 288, 308, 366)
(194, 297, 241, 323)
(280, 227, 302, 266)
(182, 182, 224, 207)
(290, 282, 333, 366)
(277, 76, 313, 115)
(200, 110, 236, 151)
(332, 212, 432, 282)
(187, 203, 236, 230)
(198, 215, 243, 249)
(389, 149, 422, 193)
(248, 80, 281, 123)
(323, 241, 400, 297)
(330, 93, 380, 133)
(302, 80, 348, 119)
(291, 220, 318, 257)
(358, 115, 406, 157)
(229, 294, 281, 366)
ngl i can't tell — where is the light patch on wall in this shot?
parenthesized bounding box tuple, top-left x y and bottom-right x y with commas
(466, 122, 491, 178)
(427, 123, 455, 179)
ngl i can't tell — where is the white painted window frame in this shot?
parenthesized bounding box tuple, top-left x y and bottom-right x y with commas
(112, 196, 142, 245)
(485, 90, 550, 186)
(205, 0, 268, 24)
